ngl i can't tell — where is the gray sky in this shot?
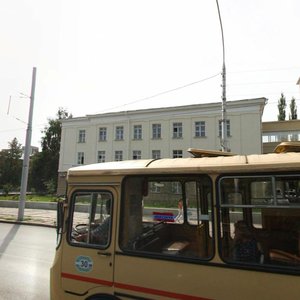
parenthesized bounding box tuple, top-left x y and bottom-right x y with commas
(0, 0, 299, 150)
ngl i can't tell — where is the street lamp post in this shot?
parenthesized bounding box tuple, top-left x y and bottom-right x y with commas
(216, 0, 228, 152)
(18, 67, 37, 221)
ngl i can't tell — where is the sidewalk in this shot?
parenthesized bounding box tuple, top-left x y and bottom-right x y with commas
(0, 207, 57, 227)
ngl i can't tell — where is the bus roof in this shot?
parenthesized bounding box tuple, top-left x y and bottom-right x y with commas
(67, 152, 300, 178)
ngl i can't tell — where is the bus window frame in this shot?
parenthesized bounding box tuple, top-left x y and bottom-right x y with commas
(216, 172, 300, 273)
(218, 173, 300, 209)
(56, 199, 64, 249)
(119, 174, 215, 262)
(67, 189, 114, 250)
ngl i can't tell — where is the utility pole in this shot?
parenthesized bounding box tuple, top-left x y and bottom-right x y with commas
(216, 0, 228, 152)
(18, 67, 37, 221)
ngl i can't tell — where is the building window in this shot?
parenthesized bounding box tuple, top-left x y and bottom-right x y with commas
(133, 125, 142, 140)
(77, 152, 84, 165)
(78, 130, 86, 143)
(195, 121, 206, 137)
(99, 127, 107, 141)
(133, 150, 142, 160)
(262, 131, 300, 143)
(115, 151, 123, 161)
(115, 126, 124, 140)
(152, 150, 161, 159)
(152, 124, 161, 139)
(172, 182, 181, 194)
(173, 150, 183, 158)
(219, 119, 231, 137)
(97, 151, 105, 163)
(173, 122, 183, 138)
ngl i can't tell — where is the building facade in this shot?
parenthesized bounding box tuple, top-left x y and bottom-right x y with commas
(57, 98, 266, 194)
(262, 119, 300, 153)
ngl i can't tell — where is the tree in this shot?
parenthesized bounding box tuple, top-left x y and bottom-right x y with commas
(289, 97, 298, 120)
(29, 108, 71, 193)
(277, 93, 287, 121)
(0, 138, 23, 189)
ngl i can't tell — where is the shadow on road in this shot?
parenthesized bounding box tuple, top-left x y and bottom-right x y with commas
(0, 224, 20, 259)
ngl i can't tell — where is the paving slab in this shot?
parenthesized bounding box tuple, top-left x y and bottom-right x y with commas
(0, 207, 56, 227)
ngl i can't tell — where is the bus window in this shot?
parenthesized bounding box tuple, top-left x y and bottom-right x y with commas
(120, 175, 213, 260)
(219, 175, 300, 269)
(186, 181, 212, 230)
(69, 191, 113, 248)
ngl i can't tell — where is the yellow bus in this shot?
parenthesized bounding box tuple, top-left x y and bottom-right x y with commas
(51, 143, 300, 300)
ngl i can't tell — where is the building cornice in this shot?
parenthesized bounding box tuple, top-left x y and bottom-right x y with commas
(61, 97, 267, 125)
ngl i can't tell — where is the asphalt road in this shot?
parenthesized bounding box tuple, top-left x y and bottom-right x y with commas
(0, 223, 56, 300)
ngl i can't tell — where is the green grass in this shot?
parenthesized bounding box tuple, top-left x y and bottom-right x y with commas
(0, 194, 58, 202)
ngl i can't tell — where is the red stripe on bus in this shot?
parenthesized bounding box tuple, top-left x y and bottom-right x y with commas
(115, 282, 211, 300)
(61, 272, 211, 300)
(61, 272, 113, 287)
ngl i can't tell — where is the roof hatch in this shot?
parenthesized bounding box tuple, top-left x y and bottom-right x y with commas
(187, 148, 235, 158)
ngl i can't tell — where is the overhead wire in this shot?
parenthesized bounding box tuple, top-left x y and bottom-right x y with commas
(95, 65, 299, 114)
(95, 72, 221, 114)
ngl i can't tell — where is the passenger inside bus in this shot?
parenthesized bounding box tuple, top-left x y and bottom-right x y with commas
(233, 221, 262, 263)
(75, 200, 111, 245)
(174, 198, 183, 222)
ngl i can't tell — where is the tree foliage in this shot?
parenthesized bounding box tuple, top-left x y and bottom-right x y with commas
(289, 97, 298, 120)
(29, 108, 71, 194)
(0, 138, 23, 190)
(277, 93, 286, 121)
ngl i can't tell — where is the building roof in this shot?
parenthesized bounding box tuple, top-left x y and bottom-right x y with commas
(262, 119, 300, 132)
(62, 98, 267, 124)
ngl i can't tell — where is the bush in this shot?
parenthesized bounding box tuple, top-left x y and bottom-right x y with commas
(44, 179, 56, 195)
(3, 184, 13, 196)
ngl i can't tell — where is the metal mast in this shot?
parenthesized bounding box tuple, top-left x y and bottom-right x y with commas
(216, 0, 228, 152)
(18, 67, 37, 221)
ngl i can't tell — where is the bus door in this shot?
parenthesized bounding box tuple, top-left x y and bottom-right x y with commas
(115, 176, 214, 299)
(61, 189, 116, 296)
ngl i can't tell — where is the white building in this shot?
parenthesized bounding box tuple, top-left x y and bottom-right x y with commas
(57, 98, 266, 194)
(262, 119, 300, 153)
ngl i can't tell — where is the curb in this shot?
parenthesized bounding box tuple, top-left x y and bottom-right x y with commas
(0, 201, 57, 228)
(0, 200, 57, 210)
(0, 219, 56, 228)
